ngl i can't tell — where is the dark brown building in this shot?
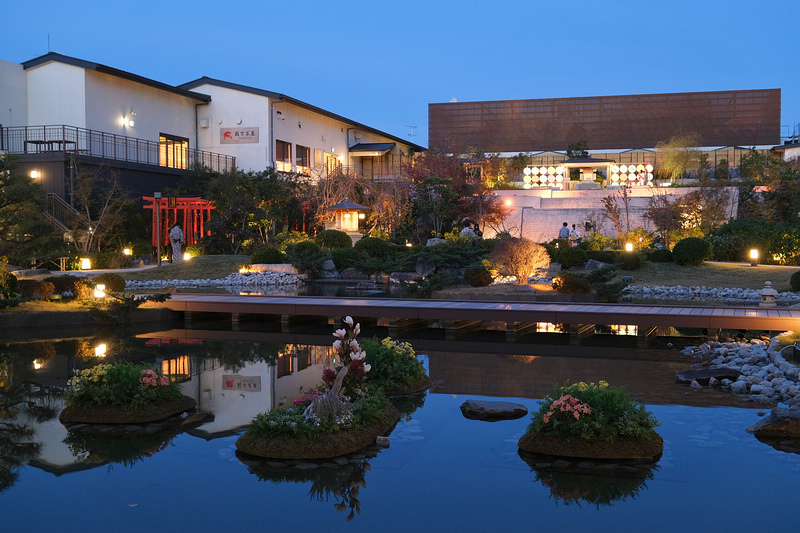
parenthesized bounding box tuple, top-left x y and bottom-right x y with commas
(428, 89, 781, 152)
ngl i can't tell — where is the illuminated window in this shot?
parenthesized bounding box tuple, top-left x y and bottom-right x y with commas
(296, 145, 310, 174)
(325, 152, 340, 175)
(314, 149, 323, 169)
(276, 140, 292, 172)
(159, 134, 189, 169)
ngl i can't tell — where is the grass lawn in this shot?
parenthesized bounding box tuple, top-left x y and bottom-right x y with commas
(614, 261, 800, 292)
(119, 255, 250, 281)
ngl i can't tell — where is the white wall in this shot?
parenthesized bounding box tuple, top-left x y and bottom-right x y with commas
(84, 70, 197, 142)
(0, 59, 27, 126)
(26, 61, 86, 127)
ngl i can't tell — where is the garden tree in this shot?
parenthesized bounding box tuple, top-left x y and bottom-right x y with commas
(566, 140, 589, 159)
(643, 190, 686, 249)
(696, 153, 711, 181)
(737, 149, 800, 221)
(412, 177, 460, 239)
(204, 169, 272, 253)
(655, 132, 701, 180)
(504, 153, 533, 184)
(0, 156, 52, 262)
(456, 151, 512, 234)
(69, 161, 132, 253)
(715, 158, 730, 180)
(403, 147, 464, 186)
(600, 186, 633, 243)
(312, 167, 370, 230)
(490, 237, 550, 285)
(363, 179, 413, 239)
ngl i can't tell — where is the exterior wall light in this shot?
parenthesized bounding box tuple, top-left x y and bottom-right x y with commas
(30, 170, 39, 179)
(750, 249, 759, 267)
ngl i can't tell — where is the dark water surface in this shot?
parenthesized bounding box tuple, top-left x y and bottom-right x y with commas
(2, 324, 798, 532)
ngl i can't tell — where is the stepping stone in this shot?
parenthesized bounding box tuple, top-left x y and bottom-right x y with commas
(460, 400, 528, 421)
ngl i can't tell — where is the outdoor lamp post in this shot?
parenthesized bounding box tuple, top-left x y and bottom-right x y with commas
(750, 249, 759, 267)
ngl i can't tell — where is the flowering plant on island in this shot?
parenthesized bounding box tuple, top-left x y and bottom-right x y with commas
(530, 381, 659, 442)
(64, 362, 181, 409)
(322, 316, 371, 398)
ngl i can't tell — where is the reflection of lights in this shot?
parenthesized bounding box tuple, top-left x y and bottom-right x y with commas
(95, 344, 107, 357)
(81, 258, 91, 269)
(33, 359, 43, 370)
(94, 284, 106, 298)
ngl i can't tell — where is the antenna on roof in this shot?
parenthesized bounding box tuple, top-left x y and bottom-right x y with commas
(406, 125, 417, 140)
(48, 34, 50, 52)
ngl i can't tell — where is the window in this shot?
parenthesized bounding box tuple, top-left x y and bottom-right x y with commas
(296, 145, 310, 174)
(325, 152, 341, 176)
(276, 140, 291, 172)
(159, 134, 189, 169)
(314, 149, 323, 169)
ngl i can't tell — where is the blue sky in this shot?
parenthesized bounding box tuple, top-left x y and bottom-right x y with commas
(2, 0, 798, 148)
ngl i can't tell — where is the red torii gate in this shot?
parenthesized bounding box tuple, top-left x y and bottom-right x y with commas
(143, 196, 215, 248)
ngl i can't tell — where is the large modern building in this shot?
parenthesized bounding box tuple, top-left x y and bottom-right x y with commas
(0, 52, 424, 245)
(429, 89, 781, 153)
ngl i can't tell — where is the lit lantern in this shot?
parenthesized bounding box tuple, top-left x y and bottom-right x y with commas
(625, 243, 634, 252)
(95, 343, 107, 357)
(749, 249, 759, 267)
(94, 284, 106, 298)
(123, 248, 131, 256)
(183, 252, 191, 261)
(81, 258, 91, 270)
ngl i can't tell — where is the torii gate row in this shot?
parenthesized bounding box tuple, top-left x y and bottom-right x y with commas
(143, 196, 215, 247)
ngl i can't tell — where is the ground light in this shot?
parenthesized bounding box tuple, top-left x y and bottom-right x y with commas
(94, 284, 106, 298)
(750, 249, 759, 267)
(81, 258, 91, 269)
(94, 343, 107, 357)
(183, 252, 191, 261)
(625, 243, 634, 252)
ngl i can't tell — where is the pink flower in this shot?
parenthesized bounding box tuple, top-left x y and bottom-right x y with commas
(354, 323, 361, 335)
(333, 329, 346, 339)
(322, 368, 336, 384)
(351, 350, 366, 361)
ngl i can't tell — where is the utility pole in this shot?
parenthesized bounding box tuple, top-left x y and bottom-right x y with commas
(406, 125, 417, 140)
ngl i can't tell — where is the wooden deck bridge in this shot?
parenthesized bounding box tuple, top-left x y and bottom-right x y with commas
(161, 294, 800, 346)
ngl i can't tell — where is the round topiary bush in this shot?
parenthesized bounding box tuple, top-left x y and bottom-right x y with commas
(553, 272, 592, 294)
(672, 237, 713, 266)
(354, 237, 391, 258)
(648, 249, 673, 263)
(618, 252, 642, 271)
(94, 273, 126, 293)
(315, 229, 353, 249)
(331, 247, 359, 271)
(251, 246, 284, 264)
(790, 270, 800, 292)
(292, 240, 322, 255)
(587, 250, 619, 265)
(559, 247, 588, 269)
(464, 263, 494, 287)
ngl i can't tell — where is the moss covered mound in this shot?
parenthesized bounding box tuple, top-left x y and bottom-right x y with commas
(518, 428, 663, 460)
(383, 374, 432, 397)
(236, 402, 400, 460)
(59, 395, 197, 425)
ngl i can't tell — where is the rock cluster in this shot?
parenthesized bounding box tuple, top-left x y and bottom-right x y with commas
(626, 285, 800, 306)
(679, 336, 800, 406)
(125, 270, 305, 292)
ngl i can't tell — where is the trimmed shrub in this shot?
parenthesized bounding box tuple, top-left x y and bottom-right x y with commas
(618, 252, 642, 271)
(790, 270, 800, 292)
(673, 237, 713, 266)
(0, 272, 17, 298)
(17, 280, 56, 300)
(315, 229, 353, 249)
(251, 246, 284, 264)
(559, 247, 588, 269)
(292, 240, 322, 255)
(94, 273, 126, 293)
(354, 237, 391, 259)
(553, 272, 592, 294)
(648, 249, 673, 263)
(37, 281, 55, 301)
(587, 250, 619, 264)
(464, 263, 494, 287)
(331, 247, 360, 272)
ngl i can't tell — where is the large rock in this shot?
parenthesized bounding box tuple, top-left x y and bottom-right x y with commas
(676, 367, 743, 385)
(460, 400, 528, 421)
(746, 407, 800, 438)
(340, 267, 369, 280)
(317, 259, 339, 279)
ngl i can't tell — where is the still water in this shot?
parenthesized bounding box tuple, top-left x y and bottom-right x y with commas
(2, 321, 798, 532)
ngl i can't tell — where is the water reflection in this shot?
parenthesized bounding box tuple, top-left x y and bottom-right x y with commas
(62, 423, 182, 469)
(518, 451, 659, 508)
(238, 449, 379, 521)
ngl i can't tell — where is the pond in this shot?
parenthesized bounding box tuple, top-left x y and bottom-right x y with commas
(2, 322, 799, 532)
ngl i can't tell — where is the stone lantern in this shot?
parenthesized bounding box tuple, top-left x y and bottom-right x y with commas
(324, 200, 367, 244)
(759, 281, 777, 308)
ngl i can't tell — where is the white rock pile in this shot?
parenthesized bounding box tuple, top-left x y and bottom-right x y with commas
(125, 270, 306, 292)
(681, 335, 800, 407)
(625, 285, 800, 306)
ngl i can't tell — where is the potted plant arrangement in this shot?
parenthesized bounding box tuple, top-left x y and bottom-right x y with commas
(236, 317, 404, 460)
(518, 381, 662, 460)
(59, 362, 196, 425)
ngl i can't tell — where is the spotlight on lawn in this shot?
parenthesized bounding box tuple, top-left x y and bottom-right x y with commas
(750, 249, 759, 267)
(94, 284, 106, 298)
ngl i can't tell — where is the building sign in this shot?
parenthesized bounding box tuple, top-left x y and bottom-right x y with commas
(220, 127, 259, 144)
(222, 374, 262, 392)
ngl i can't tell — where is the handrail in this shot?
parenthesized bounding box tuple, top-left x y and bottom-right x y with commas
(46, 193, 81, 230)
(1, 124, 236, 173)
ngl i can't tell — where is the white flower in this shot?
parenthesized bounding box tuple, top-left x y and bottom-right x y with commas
(349, 339, 359, 352)
(332, 340, 342, 351)
(363, 364, 371, 373)
(344, 316, 354, 327)
(351, 350, 366, 361)
(333, 329, 346, 339)
(354, 323, 361, 335)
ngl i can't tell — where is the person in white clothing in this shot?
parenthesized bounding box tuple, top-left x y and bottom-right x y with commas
(169, 224, 184, 262)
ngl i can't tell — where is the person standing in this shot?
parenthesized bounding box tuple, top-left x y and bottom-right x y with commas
(558, 222, 569, 240)
(169, 224, 184, 263)
(569, 224, 579, 247)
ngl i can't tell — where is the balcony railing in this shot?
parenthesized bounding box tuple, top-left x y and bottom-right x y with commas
(0, 124, 235, 173)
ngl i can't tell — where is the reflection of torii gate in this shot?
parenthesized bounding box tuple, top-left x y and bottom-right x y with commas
(143, 196, 215, 247)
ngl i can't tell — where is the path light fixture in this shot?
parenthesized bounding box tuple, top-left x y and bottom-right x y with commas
(94, 284, 106, 298)
(95, 343, 107, 358)
(750, 249, 759, 267)
(81, 258, 91, 270)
